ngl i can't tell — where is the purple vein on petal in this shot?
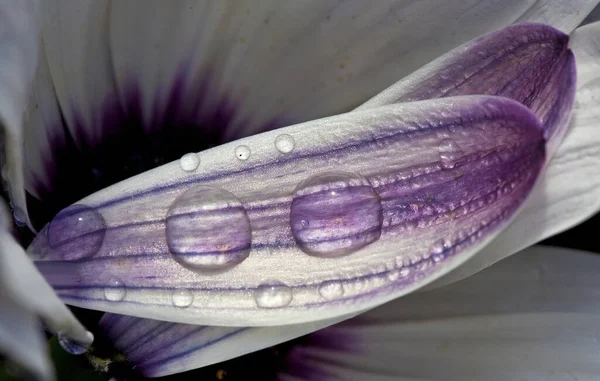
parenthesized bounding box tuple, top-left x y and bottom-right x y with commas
(359, 23, 576, 155)
(30, 96, 545, 326)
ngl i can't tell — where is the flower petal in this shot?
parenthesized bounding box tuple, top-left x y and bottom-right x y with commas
(98, 312, 352, 378)
(280, 246, 600, 381)
(428, 21, 600, 289)
(358, 23, 576, 156)
(0, 0, 40, 228)
(32, 96, 545, 326)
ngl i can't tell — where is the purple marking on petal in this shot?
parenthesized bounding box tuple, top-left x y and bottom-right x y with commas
(31, 97, 546, 325)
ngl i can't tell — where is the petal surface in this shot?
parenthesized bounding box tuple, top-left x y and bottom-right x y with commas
(32, 96, 545, 326)
(359, 23, 576, 156)
(429, 21, 600, 288)
(0, 0, 40, 228)
(280, 246, 600, 381)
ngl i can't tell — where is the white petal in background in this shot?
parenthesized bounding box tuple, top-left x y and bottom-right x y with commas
(0, 0, 40, 228)
(428, 21, 600, 289)
(279, 246, 600, 381)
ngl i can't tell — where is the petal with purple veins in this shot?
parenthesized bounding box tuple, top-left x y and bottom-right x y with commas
(32, 96, 545, 326)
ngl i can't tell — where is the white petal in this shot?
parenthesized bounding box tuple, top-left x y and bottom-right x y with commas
(279, 246, 600, 381)
(0, 0, 40, 228)
(0, 202, 92, 348)
(108, 0, 594, 142)
(427, 22, 600, 289)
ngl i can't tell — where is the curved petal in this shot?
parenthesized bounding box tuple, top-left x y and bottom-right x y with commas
(0, 0, 40, 228)
(358, 23, 576, 157)
(0, 201, 92, 380)
(428, 21, 600, 289)
(279, 246, 600, 381)
(31, 96, 545, 326)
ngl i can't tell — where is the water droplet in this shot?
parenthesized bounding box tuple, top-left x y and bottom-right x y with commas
(235, 145, 251, 161)
(166, 186, 252, 271)
(171, 289, 194, 308)
(290, 172, 383, 257)
(437, 139, 463, 169)
(48, 204, 106, 260)
(254, 282, 293, 308)
(179, 153, 200, 172)
(13, 207, 27, 227)
(274, 134, 295, 153)
(104, 278, 126, 301)
(318, 280, 344, 300)
(57, 331, 91, 355)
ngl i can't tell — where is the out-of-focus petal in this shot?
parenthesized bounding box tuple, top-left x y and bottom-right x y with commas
(98, 312, 353, 377)
(429, 21, 600, 288)
(279, 246, 600, 381)
(32, 96, 545, 326)
(0, 0, 40, 228)
(359, 23, 576, 157)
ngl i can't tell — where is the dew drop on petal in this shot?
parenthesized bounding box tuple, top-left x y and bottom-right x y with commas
(166, 186, 252, 271)
(104, 278, 126, 302)
(290, 172, 383, 257)
(57, 331, 91, 355)
(179, 153, 200, 172)
(254, 282, 293, 308)
(438, 139, 463, 169)
(171, 289, 194, 308)
(318, 280, 344, 300)
(274, 134, 295, 154)
(47, 204, 106, 260)
(235, 145, 251, 161)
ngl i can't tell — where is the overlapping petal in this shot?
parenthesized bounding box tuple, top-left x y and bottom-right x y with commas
(32, 96, 545, 326)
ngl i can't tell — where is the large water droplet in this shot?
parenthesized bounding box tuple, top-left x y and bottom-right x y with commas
(437, 139, 463, 169)
(179, 152, 200, 172)
(166, 186, 252, 271)
(104, 278, 126, 301)
(171, 289, 194, 308)
(254, 282, 293, 308)
(234, 145, 251, 161)
(318, 280, 344, 300)
(47, 204, 106, 260)
(274, 134, 295, 154)
(290, 172, 383, 257)
(57, 331, 92, 355)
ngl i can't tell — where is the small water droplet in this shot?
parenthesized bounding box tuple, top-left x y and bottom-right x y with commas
(171, 289, 194, 308)
(387, 267, 410, 281)
(13, 207, 27, 227)
(437, 139, 463, 169)
(254, 282, 293, 308)
(179, 153, 200, 172)
(166, 186, 251, 271)
(48, 204, 106, 260)
(290, 172, 383, 257)
(104, 278, 126, 301)
(274, 134, 295, 153)
(235, 145, 251, 161)
(57, 331, 91, 355)
(318, 280, 344, 300)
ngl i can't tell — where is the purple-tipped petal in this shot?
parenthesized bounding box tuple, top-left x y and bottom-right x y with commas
(359, 23, 576, 156)
(31, 96, 545, 326)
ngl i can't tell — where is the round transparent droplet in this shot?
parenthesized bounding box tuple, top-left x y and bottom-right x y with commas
(166, 186, 252, 271)
(104, 278, 126, 301)
(48, 204, 106, 260)
(171, 289, 194, 308)
(318, 280, 344, 300)
(57, 331, 91, 355)
(13, 207, 27, 227)
(234, 145, 251, 161)
(254, 282, 293, 308)
(437, 139, 463, 169)
(179, 153, 200, 172)
(274, 134, 295, 154)
(290, 172, 383, 257)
